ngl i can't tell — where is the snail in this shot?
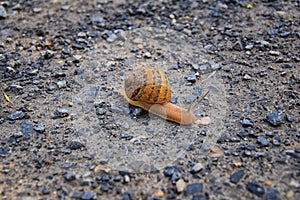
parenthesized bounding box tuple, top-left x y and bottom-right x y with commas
(119, 67, 209, 125)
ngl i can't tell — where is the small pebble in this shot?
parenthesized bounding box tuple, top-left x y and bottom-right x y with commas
(266, 188, 280, 200)
(7, 111, 25, 120)
(272, 137, 281, 146)
(122, 192, 132, 200)
(171, 172, 180, 181)
(42, 187, 50, 195)
(64, 171, 75, 181)
(57, 80, 67, 88)
(81, 191, 95, 200)
(61, 5, 70, 10)
(230, 169, 244, 184)
(114, 175, 122, 182)
(269, 50, 280, 56)
(191, 163, 203, 173)
(254, 152, 266, 158)
(286, 190, 294, 198)
(187, 73, 197, 83)
(176, 179, 186, 193)
(55, 108, 69, 118)
(246, 181, 265, 197)
(132, 107, 143, 116)
(110, 105, 123, 113)
(33, 125, 45, 133)
(243, 74, 252, 80)
(286, 115, 294, 122)
(101, 174, 109, 181)
(124, 175, 130, 183)
(257, 136, 269, 146)
(96, 108, 106, 115)
(266, 111, 284, 126)
(185, 183, 203, 196)
(163, 166, 176, 177)
(13, 131, 23, 138)
(241, 118, 253, 127)
(101, 184, 109, 192)
(0, 5, 7, 18)
(68, 141, 84, 150)
(154, 190, 164, 197)
(266, 131, 276, 137)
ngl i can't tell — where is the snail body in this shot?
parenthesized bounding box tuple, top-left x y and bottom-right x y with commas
(120, 67, 197, 125)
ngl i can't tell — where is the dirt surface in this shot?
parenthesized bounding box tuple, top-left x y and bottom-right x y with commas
(0, 0, 299, 199)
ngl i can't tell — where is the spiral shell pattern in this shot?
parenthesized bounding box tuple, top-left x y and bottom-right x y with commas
(124, 67, 171, 104)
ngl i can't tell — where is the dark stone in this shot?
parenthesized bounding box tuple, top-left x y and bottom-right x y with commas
(114, 175, 122, 182)
(81, 180, 90, 186)
(286, 115, 294, 122)
(272, 137, 281, 146)
(71, 192, 83, 199)
(217, 134, 231, 143)
(169, 63, 178, 70)
(13, 131, 23, 138)
(163, 166, 175, 177)
(101, 174, 109, 181)
(171, 172, 180, 181)
(241, 118, 253, 127)
(55, 108, 69, 118)
(266, 131, 276, 137)
(7, 111, 25, 120)
(131, 107, 143, 116)
(280, 31, 290, 37)
(191, 163, 203, 174)
(33, 125, 45, 133)
(64, 171, 75, 181)
(96, 107, 106, 115)
(42, 188, 50, 195)
(74, 68, 85, 75)
(230, 169, 244, 184)
(90, 16, 104, 23)
(185, 183, 203, 196)
(266, 188, 280, 200)
(122, 192, 132, 200)
(246, 145, 256, 151)
(246, 181, 265, 197)
(268, 28, 278, 36)
(81, 191, 95, 200)
(68, 141, 84, 150)
(245, 128, 256, 137)
(20, 122, 34, 139)
(200, 130, 207, 136)
(254, 152, 266, 158)
(101, 184, 109, 192)
(237, 131, 247, 138)
(276, 157, 286, 164)
(0, 147, 10, 157)
(266, 111, 284, 126)
(192, 195, 206, 200)
(257, 136, 269, 146)
(187, 73, 197, 83)
(110, 105, 122, 113)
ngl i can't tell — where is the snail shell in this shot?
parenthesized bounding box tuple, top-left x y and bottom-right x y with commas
(125, 67, 171, 104)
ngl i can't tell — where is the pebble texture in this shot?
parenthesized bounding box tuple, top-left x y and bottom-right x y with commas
(0, 0, 299, 199)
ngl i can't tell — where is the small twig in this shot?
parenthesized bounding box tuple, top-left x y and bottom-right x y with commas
(200, 70, 216, 83)
(188, 90, 210, 111)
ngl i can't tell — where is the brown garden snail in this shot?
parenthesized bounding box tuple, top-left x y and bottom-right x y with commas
(119, 66, 209, 125)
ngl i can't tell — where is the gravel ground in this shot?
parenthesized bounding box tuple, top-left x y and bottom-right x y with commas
(0, 0, 299, 199)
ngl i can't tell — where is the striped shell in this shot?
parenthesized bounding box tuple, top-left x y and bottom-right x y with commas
(124, 67, 171, 104)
